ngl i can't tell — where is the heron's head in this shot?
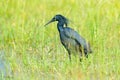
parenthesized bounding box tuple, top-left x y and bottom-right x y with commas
(44, 14, 69, 26)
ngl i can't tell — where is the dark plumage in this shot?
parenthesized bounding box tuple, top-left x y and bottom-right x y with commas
(45, 14, 92, 61)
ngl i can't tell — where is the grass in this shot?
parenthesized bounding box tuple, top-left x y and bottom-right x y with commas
(0, 0, 120, 80)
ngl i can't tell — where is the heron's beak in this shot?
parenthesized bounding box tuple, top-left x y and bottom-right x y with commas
(44, 18, 56, 26)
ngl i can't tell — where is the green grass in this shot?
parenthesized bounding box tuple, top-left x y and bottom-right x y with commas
(0, 0, 120, 80)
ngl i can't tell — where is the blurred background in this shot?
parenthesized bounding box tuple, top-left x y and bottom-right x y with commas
(0, 0, 120, 80)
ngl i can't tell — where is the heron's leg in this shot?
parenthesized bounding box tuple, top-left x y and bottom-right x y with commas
(66, 49, 71, 62)
(85, 54, 88, 58)
(79, 52, 82, 62)
(84, 49, 88, 58)
(68, 51, 71, 62)
(79, 46, 84, 62)
(61, 42, 71, 61)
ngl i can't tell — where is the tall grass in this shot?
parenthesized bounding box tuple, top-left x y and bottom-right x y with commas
(0, 0, 120, 79)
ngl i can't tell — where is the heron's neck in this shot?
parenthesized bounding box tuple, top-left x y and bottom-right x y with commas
(57, 22, 64, 32)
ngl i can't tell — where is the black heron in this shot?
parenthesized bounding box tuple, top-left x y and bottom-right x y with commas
(45, 14, 92, 61)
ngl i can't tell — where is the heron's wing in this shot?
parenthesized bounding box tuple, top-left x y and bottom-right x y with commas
(64, 27, 87, 48)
